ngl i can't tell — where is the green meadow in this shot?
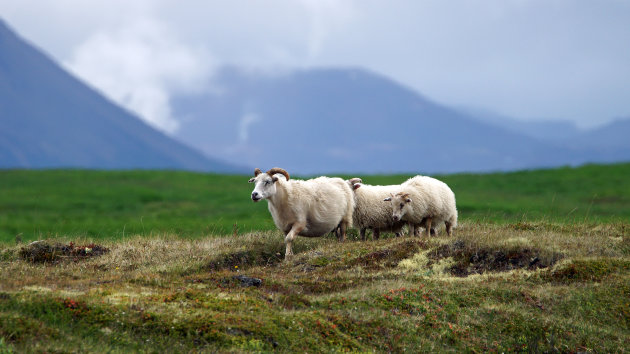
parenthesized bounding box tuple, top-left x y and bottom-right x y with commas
(0, 163, 628, 352)
(1, 163, 629, 243)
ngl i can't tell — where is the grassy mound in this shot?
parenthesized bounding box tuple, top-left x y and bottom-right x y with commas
(0, 222, 628, 352)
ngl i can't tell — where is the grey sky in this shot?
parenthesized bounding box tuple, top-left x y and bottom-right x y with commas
(1, 0, 629, 133)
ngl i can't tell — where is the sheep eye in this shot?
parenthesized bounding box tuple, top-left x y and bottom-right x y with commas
(400, 203, 404, 208)
(265, 181, 270, 185)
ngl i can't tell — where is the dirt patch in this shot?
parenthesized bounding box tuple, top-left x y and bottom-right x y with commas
(350, 239, 425, 270)
(19, 241, 109, 264)
(206, 248, 284, 271)
(428, 239, 563, 277)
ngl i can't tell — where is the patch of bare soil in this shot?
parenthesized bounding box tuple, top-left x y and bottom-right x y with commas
(429, 239, 563, 277)
(206, 248, 284, 271)
(350, 239, 426, 270)
(19, 241, 109, 264)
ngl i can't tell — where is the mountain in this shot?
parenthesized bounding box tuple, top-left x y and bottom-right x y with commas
(569, 118, 630, 150)
(0, 19, 242, 172)
(459, 107, 583, 141)
(561, 118, 630, 163)
(461, 107, 630, 162)
(173, 67, 610, 174)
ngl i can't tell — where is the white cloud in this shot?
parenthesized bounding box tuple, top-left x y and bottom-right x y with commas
(297, 0, 357, 61)
(238, 113, 261, 143)
(65, 18, 213, 133)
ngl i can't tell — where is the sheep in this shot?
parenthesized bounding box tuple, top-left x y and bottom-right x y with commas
(346, 178, 407, 240)
(383, 176, 457, 237)
(249, 167, 355, 258)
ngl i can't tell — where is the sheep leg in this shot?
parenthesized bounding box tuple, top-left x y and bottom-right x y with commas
(337, 222, 347, 242)
(445, 221, 453, 236)
(373, 228, 381, 240)
(424, 218, 432, 237)
(285, 222, 305, 259)
(410, 223, 419, 237)
(360, 228, 367, 241)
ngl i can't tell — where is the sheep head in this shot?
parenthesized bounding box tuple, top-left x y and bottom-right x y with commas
(384, 192, 413, 222)
(249, 167, 290, 202)
(348, 177, 362, 190)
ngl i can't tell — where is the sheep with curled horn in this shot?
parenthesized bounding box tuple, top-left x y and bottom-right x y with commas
(249, 167, 355, 258)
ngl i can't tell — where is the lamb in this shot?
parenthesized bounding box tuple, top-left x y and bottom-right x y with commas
(383, 176, 457, 237)
(249, 167, 355, 258)
(346, 178, 407, 240)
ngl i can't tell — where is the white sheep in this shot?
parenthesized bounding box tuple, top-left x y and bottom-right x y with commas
(384, 176, 457, 237)
(249, 167, 355, 258)
(347, 178, 406, 240)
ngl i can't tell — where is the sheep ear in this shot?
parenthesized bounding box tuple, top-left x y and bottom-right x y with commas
(272, 176, 278, 183)
(248, 177, 256, 183)
(383, 197, 392, 201)
(353, 183, 361, 190)
(406, 198, 412, 203)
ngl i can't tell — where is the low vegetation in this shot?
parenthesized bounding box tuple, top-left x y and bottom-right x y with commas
(0, 222, 628, 352)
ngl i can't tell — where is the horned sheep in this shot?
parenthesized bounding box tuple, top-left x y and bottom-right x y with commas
(384, 176, 457, 237)
(347, 178, 406, 240)
(249, 167, 355, 258)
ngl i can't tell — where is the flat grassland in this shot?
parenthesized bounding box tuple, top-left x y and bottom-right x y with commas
(0, 164, 628, 352)
(1, 163, 629, 243)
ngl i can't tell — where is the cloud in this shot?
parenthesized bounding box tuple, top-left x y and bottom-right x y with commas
(238, 113, 261, 144)
(297, 0, 357, 61)
(65, 18, 213, 134)
(2, 0, 629, 128)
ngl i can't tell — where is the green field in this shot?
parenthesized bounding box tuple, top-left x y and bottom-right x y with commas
(1, 163, 629, 243)
(0, 164, 629, 352)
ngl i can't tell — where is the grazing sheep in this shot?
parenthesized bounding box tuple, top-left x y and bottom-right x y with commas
(384, 176, 457, 237)
(347, 178, 406, 240)
(249, 167, 355, 258)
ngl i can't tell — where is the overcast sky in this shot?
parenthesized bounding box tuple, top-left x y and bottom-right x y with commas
(1, 0, 629, 133)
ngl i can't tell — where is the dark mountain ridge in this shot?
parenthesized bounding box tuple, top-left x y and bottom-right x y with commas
(0, 19, 242, 172)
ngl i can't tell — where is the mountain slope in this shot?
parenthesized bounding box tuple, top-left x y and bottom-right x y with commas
(0, 19, 242, 172)
(174, 67, 589, 174)
(459, 107, 583, 141)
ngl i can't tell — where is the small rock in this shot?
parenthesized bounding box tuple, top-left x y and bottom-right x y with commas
(233, 275, 262, 287)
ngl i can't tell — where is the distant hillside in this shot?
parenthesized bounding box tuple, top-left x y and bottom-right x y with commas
(462, 108, 630, 153)
(174, 67, 615, 174)
(569, 118, 630, 150)
(0, 19, 242, 172)
(458, 107, 583, 141)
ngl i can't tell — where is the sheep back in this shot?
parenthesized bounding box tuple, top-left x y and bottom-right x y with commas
(401, 176, 457, 227)
(352, 183, 405, 231)
(269, 176, 354, 237)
